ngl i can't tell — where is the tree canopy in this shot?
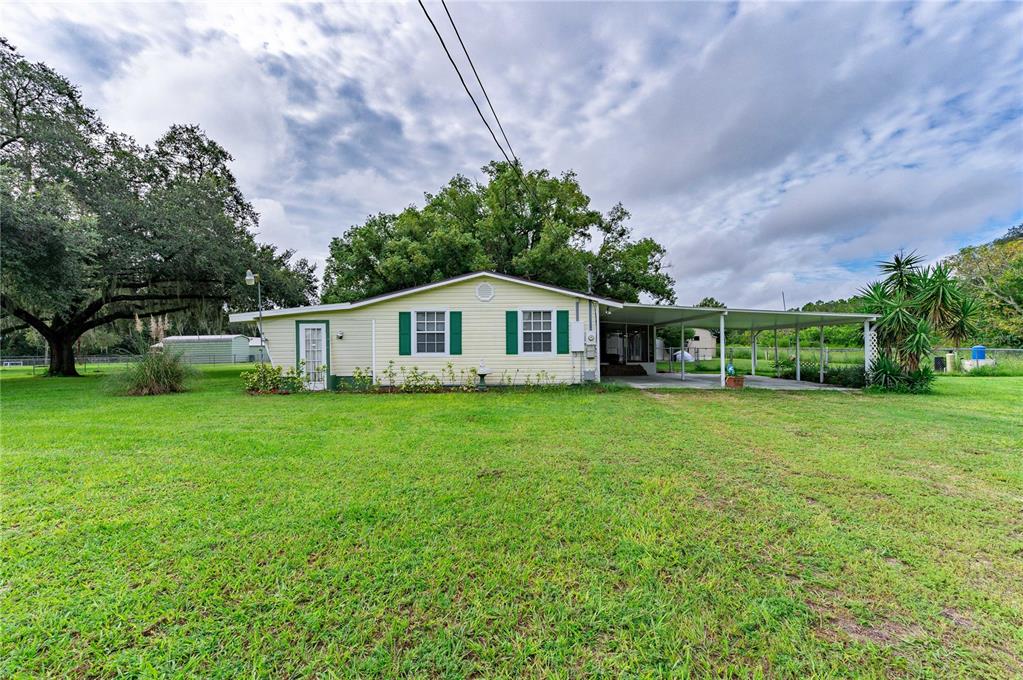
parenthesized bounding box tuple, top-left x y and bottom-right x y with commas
(0, 39, 315, 375)
(944, 225, 1022, 346)
(322, 162, 676, 305)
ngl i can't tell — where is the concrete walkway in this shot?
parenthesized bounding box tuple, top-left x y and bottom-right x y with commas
(605, 372, 851, 391)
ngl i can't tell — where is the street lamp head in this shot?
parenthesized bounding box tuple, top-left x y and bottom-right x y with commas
(245, 269, 259, 286)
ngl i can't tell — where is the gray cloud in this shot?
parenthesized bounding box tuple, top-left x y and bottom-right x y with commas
(4, 1, 1021, 308)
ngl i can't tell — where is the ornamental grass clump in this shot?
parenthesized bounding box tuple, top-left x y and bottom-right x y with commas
(114, 350, 197, 396)
(110, 314, 197, 396)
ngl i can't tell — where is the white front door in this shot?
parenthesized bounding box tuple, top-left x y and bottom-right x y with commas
(299, 323, 327, 390)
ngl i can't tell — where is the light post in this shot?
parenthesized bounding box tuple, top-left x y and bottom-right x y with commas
(245, 269, 264, 365)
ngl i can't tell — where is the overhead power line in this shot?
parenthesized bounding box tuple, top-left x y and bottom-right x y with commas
(440, 0, 519, 164)
(416, 0, 513, 166)
(416, 0, 542, 207)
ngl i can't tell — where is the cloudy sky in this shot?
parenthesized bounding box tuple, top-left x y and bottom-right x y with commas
(5, 1, 1022, 307)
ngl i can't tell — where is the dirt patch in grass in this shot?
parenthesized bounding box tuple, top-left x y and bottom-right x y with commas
(809, 601, 924, 646)
(940, 607, 975, 630)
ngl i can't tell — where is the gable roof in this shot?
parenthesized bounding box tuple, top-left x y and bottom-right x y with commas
(228, 271, 623, 322)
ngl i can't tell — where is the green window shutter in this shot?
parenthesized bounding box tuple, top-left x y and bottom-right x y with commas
(505, 310, 518, 355)
(556, 310, 570, 354)
(399, 312, 411, 355)
(449, 311, 462, 355)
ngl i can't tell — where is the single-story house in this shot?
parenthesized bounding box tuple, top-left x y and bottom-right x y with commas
(229, 271, 878, 389)
(687, 328, 717, 360)
(154, 334, 256, 364)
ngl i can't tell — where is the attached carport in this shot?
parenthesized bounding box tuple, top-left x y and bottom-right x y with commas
(601, 303, 878, 387)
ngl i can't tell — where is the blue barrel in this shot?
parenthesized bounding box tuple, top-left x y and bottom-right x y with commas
(971, 345, 986, 360)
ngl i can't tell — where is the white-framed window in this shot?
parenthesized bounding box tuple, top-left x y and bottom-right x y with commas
(414, 310, 448, 355)
(521, 310, 553, 353)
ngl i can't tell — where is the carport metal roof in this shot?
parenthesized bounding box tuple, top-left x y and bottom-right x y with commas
(604, 303, 876, 331)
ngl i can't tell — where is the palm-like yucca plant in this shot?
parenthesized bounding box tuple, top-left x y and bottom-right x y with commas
(901, 317, 933, 371)
(870, 354, 904, 390)
(860, 281, 888, 316)
(879, 251, 924, 296)
(946, 296, 981, 353)
(914, 263, 960, 328)
(862, 251, 981, 390)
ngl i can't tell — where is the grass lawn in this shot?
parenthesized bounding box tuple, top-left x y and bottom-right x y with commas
(2, 367, 1021, 677)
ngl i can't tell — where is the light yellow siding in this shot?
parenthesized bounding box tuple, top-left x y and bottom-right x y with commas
(260, 276, 601, 385)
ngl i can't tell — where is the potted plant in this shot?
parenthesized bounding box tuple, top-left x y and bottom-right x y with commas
(724, 363, 744, 389)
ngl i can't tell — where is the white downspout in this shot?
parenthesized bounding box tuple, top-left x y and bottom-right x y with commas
(371, 319, 377, 382)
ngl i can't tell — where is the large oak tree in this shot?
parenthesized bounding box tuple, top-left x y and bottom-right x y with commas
(322, 162, 676, 305)
(0, 40, 315, 375)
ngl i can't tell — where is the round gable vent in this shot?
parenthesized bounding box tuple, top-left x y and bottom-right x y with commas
(475, 281, 495, 302)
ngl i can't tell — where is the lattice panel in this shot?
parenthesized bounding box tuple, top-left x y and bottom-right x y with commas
(865, 325, 879, 372)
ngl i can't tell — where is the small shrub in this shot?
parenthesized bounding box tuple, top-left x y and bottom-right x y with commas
(776, 356, 865, 387)
(866, 354, 936, 393)
(334, 366, 376, 393)
(824, 365, 866, 388)
(527, 370, 565, 390)
(869, 354, 904, 390)
(242, 362, 306, 394)
(398, 366, 443, 393)
(381, 361, 398, 389)
(352, 366, 377, 392)
(904, 366, 936, 393)
(112, 350, 197, 396)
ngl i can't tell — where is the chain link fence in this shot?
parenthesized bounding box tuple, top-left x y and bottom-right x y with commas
(1, 353, 260, 374)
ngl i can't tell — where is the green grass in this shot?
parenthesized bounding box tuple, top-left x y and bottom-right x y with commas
(3, 367, 1022, 677)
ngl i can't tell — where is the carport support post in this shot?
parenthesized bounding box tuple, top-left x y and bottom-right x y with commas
(680, 321, 685, 382)
(751, 331, 757, 376)
(819, 324, 825, 384)
(774, 329, 779, 377)
(719, 313, 726, 387)
(795, 324, 801, 382)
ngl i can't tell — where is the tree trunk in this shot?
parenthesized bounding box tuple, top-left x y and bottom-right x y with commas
(47, 333, 80, 377)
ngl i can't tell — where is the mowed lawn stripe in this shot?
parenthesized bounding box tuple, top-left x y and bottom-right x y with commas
(2, 367, 1021, 677)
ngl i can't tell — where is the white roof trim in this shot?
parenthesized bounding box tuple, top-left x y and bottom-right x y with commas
(228, 271, 622, 322)
(622, 303, 877, 320)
